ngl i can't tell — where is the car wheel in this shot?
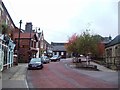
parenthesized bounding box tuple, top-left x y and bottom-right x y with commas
(27, 68, 30, 70)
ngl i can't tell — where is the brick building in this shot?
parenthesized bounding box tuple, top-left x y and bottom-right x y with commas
(13, 23, 48, 63)
(0, 1, 16, 71)
(14, 33, 38, 63)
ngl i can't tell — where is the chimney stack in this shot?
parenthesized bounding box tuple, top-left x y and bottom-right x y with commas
(25, 22, 32, 33)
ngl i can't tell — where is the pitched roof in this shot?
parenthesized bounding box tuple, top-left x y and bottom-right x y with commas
(2, 2, 16, 28)
(105, 35, 120, 47)
(51, 42, 67, 51)
(51, 42, 67, 46)
(52, 45, 66, 51)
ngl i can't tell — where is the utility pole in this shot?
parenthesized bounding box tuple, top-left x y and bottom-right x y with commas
(17, 20, 22, 64)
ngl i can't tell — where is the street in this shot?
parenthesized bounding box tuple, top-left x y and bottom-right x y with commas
(1, 0, 119, 89)
(27, 59, 118, 88)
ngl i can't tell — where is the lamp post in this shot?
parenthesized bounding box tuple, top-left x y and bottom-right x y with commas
(17, 20, 22, 64)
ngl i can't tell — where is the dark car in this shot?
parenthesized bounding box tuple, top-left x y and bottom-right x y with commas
(28, 58, 43, 70)
(50, 55, 61, 62)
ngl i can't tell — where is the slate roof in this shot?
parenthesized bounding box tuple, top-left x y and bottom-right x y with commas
(2, 2, 16, 28)
(105, 35, 120, 47)
(52, 45, 66, 51)
(51, 42, 67, 51)
(51, 42, 66, 46)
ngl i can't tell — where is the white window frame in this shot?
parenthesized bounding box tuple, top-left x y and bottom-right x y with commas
(0, 9, 1, 19)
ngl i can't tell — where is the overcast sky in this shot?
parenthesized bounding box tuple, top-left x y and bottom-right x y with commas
(2, 0, 119, 43)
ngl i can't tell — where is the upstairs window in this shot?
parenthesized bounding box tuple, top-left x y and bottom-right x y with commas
(6, 18, 8, 25)
(6, 16, 9, 25)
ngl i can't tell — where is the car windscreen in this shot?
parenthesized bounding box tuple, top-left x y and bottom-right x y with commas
(30, 58, 41, 63)
(42, 56, 47, 59)
(53, 55, 58, 57)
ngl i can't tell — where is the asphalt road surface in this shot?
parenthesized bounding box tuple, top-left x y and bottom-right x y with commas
(27, 59, 118, 89)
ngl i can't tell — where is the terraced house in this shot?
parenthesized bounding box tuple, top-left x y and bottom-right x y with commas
(0, 1, 16, 71)
(105, 35, 120, 70)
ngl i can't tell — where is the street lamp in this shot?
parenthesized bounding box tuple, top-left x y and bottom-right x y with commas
(17, 20, 22, 64)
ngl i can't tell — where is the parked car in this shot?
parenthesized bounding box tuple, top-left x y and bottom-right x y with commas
(28, 58, 43, 70)
(72, 55, 87, 63)
(41, 56, 50, 64)
(50, 55, 61, 62)
(72, 57, 78, 63)
(78, 55, 87, 62)
(80, 57, 87, 62)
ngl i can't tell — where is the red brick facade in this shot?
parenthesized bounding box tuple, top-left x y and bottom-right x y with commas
(14, 33, 38, 63)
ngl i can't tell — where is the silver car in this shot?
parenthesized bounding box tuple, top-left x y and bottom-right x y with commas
(41, 56, 50, 64)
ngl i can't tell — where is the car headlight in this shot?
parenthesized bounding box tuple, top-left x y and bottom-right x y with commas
(36, 62, 41, 64)
(38, 63, 41, 65)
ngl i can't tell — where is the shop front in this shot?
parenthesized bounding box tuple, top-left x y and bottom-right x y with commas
(0, 35, 15, 71)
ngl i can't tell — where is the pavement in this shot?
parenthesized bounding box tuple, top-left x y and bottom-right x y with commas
(1, 58, 118, 89)
(90, 61, 116, 72)
(2, 63, 29, 89)
(67, 58, 116, 72)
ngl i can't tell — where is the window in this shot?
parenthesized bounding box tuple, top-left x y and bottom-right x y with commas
(57, 52, 59, 55)
(34, 42, 36, 48)
(115, 46, 118, 56)
(0, 42, 1, 50)
(22, 45, 29, 48)
(6, 16, 9, 25)
(31, 41, 33, 47)
(109, 48, 112, 55)
(61, 52, 64, 55)
(6, 18, 8, 25)
(41, 42, 43, 49)
(118, 45, 120, 56)
(0, 8, 1, 19)
(115, 45, 120, 56)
